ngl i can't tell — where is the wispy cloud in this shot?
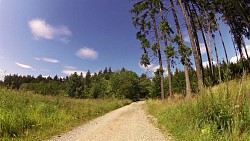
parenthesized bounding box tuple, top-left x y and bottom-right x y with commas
(202, 61, 217, 67)
(76, 47, 98, 60)
(230, 44, 250, 64)
(139, 63, 168, 75)
(62, 70, 87, 76)
(65, 65, 76, 70)
(199, 43, 207, 55)
(34, 57, 59, 63)
(28, 18, 72, 42)
(15, 62, 36, 71)
(183, 35, 190, 43)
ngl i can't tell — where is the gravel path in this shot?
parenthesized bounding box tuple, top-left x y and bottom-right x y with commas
(47, 101, 170, 141)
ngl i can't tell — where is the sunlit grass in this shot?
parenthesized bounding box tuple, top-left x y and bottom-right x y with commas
(147, 76, 250, 140)
(0, 89, 131, 141)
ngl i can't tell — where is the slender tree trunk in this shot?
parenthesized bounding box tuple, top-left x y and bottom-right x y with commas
(171, 0, 192, 97)
(178, 0, 203, 94)
(215, 18, 229, 63)
(152, 15, 165, 100)
(243, 40, 249, 60)
(231, 36, 239, 63)
(212, 34, 221, 83)
(159, 6, 173, 98)
(191, 3, 214, 85)
(186, 3, 204, 91)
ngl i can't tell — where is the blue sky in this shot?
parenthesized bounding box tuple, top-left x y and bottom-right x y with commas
(0, 0, 249, 79)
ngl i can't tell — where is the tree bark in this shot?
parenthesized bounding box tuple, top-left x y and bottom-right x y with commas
(191, 3, 214, 85)
(231, 36, 239, 63)
(171, 0, 192, 97)
(215, 18, 229, 63)
(178, 0, 203, 91)
(152, 14, 165, 100)
(186, 3, 204, 91)
(159, 6, 173, 98)
(212, 34, 221, 83)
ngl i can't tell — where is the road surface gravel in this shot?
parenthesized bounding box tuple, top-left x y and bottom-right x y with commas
(47, 101, 171, 141)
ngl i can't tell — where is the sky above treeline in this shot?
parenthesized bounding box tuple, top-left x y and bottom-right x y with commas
(0, 0, 249, 79)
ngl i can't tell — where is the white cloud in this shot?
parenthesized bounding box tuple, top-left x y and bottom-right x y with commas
(230, 44, 250, 64)
(42, 58, 59, 63)
(184, 35, 190, 43)
(139, 63, 168, 75)
(15, 62, 36, 71)
(34, 57, 59, 63)
(202, 61, 217, 67)
(28, 18, 72, 42)
(139, 63, 154, 71)
(62, 70, 87, 76)
(76, 47, 98, 60)
(230, 56, 240, 64)
(65, 65, 76, 70)
(199, 43, 207, 55)
(34, 57, 41, 61)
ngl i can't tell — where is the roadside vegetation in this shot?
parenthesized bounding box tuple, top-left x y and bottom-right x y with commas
(147, 76, 250, 140)
(0, 88, 131, 141)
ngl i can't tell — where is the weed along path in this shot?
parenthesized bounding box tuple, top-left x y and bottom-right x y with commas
(47, 101, 169, 141)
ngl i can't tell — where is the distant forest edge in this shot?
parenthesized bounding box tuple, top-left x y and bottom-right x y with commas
(0, 58, 249, 100)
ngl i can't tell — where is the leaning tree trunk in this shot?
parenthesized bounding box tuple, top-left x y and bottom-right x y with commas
(177, 0, 201, 98)
(215, 18, 229, 63)
(212, 34, 221, 83)
(242, 40, 249, 60)
(186, 3, 204, 90)
(192, 3, 214, 85)
(231, 36, 239, 63)
(159, 6, 173, 98)
(152, 14, 165, 100)
(171, 0, 192, 97)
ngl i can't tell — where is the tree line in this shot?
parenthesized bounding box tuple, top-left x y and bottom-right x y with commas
(1, 59, 249, 100)
(130, 0, 250, 99)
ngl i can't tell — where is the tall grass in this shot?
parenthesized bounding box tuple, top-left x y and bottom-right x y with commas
(0, 88, 131, 141)
(147, 76, 250, 140)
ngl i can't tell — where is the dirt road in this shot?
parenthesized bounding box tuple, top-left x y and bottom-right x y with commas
(47, 101, 170, 141)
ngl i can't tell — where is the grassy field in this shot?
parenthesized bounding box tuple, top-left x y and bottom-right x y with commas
(147, 76, 250, 141)
(0, 88, 131, 141)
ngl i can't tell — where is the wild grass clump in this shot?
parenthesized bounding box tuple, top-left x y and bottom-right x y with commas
(0, 89, 131, 141)
(147, 76, 250, 140)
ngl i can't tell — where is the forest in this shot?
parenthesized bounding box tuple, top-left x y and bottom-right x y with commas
(130, 0, 250, 100)
(1, 58, 249, 101)
(0, 0, 249, 101)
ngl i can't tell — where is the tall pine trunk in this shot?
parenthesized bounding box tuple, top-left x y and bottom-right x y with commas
(177, 0, 202, 97)
(186, 3, 204, 91)
(159, 6, 173, 98)
(191, 3, 214, 85)
(212, 34, 221, 83)
(152, 14, 165, 100)
(215, 18, 229, 63)
(243, 41, 249, 60)
(231, 36, 239, 63)
(171, 0, 191, 97)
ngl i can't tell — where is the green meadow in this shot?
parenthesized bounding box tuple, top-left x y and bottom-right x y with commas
(0, 88, 131, 141)
(147, 76, 250, 141)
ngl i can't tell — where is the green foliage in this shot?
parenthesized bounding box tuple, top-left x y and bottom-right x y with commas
(110, 70, 140, 101)
(20, 81, 66, 96)
(172, 35, 192, 64)
(147, 76, 250, 140)
(67, 72, 84, 98)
